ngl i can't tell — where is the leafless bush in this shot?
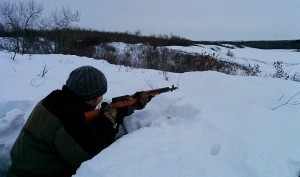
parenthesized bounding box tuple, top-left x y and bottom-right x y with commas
(161, 70, 169, 81)
(244, 64, 261, 76)
(0, 38, 18, 60)
(94, 43, 118, 64)
(38, 63, 49, 77)
(291, 72, 300, 82)
(272, 61, 289, 80)
(226, 49, 234, 57)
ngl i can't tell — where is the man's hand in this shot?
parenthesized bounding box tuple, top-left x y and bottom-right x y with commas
(133, 92, 149, 110)
(100, 102, 117, 125)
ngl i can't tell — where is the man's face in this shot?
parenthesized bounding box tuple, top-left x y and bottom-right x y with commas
(86, 95, 103, 107)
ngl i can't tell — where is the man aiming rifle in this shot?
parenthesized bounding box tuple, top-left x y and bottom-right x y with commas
(7, 65, 177, 177)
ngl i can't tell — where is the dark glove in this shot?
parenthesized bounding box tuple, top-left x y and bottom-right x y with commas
(100, 102, 118, 125)
(133, 92, 149, 110)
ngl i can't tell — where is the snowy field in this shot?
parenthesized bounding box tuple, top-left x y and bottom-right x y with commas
(0, 44, 300, 177)
(168, 44, 300, 77)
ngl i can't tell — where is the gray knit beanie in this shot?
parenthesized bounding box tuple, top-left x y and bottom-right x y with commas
(66, 66, 107, 100)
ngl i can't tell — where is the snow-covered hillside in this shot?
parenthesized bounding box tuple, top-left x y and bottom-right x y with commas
(0, 45, 300, 177)
(168, 44, 300, 78)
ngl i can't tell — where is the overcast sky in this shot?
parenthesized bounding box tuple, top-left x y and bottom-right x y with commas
(24, 0, 300, 41)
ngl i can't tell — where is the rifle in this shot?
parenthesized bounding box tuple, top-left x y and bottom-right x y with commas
(85, 85, 177, 122)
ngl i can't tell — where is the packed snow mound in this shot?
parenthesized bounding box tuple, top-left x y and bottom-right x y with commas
(0, 102, 29, 176)
(74, 72, 300, 177)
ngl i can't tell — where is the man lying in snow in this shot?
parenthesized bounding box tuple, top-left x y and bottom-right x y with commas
(6, 66, 148, 177)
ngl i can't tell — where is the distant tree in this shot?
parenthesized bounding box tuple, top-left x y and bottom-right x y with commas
(0, 0, 43, 55)
(42, 6, 80, 53)
(134, 30, 142, 36)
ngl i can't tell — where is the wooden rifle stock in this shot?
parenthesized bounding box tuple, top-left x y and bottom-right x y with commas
(85, 85, 177, 122)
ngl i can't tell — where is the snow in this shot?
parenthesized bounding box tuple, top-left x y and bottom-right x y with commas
(167, 45, 300, 76)
(0, 45, 300, 177)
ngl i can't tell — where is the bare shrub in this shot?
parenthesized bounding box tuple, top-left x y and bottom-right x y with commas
(244, 64, 261, 76)
(226, 49, 234, 57)
(291, 72, 300, 82)
(94, 43, 118, 64)
(38, 63, 49, 77)
(272, 61, 289, 80)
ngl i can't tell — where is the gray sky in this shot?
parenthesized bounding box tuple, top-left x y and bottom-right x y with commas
(26, 0, 300, 41)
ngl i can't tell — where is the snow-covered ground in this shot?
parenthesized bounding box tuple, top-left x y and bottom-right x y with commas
(0, 45, 300, 177)
(168, 44, 300, 77)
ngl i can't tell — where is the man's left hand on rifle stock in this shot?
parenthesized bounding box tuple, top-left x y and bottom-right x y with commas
(133, 91, 149, 110)
(100, 91, 149, 126)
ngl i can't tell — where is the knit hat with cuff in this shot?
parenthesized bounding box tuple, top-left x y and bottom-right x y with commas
(66, 66, 107, 101)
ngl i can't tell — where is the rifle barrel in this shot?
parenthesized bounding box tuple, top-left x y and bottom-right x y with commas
(146, 85, 177, 96)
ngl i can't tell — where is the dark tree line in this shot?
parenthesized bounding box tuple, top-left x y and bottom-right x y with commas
(196, 40, 300, 50)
